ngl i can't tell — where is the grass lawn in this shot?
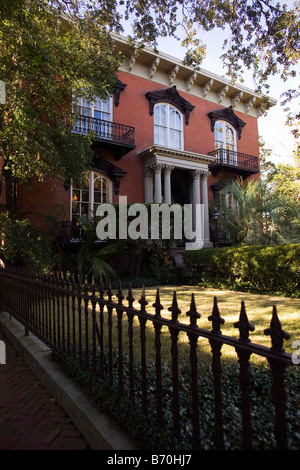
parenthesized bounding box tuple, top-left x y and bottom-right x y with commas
(127, 285, 300, 357)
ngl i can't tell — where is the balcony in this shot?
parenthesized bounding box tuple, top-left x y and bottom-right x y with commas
(208, 148, 259, 177)
(73, 114, 136, 159)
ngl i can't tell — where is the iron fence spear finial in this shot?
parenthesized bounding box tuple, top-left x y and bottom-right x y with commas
(91, 276, 96, 297)
(187, 293, 200, 327)
(127, 283, 135, 307)
(138, 285, 148, 313)
(208, 297, 225, 334)
(153, 288, 163, 317)
(234, 301, 255, 342)
(107, 279, 113, 301)
(168, 291, 181, 322)
(264, 305, 290, 352)
(84, 275, 89, 295)
(117, 281, 124, 305)
(99, 277, 104, 298)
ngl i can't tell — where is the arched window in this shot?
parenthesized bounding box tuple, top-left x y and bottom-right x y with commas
(73, 94, 112, 137)
(73, 94, 112, 121)
(154, 103, 183, 150)
(214, 120, 237, 165)
(71, 171, 112, 221)
(214, 121, 236, 151)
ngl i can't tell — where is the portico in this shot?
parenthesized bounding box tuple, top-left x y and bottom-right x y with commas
(139, 145, 215, 247)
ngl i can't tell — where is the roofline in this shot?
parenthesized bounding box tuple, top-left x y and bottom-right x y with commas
(111, 32, 277, 116)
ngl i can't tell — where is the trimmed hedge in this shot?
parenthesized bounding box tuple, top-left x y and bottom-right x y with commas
(182, 244, 300, 297)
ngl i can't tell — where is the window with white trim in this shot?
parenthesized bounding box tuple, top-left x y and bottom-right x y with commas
(214, 121, 236, 152)
(224, 192, 239, 212)
(214, 120, 237, 165)
(71, 171, 112, 221)
(154, 103, 183, 150)
(73, 94, 112, 120)
(73, 94, 112, 137)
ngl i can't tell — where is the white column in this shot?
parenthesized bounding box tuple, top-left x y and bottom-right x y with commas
(144, 167, 153, 203)
(191, 170, 203, 247)
(192, 170, 201, 207)
(164, 165, 173, 204)
(153, 164, 163, 203)
(201, 171, 212, 246)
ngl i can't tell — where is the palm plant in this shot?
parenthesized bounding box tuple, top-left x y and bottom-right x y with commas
(55, 217, 120, 282)
(74, 219, 119, 281)
(212, 177, 300, 245)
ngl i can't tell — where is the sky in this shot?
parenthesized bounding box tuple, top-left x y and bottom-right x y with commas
(121, 1, 299, 166)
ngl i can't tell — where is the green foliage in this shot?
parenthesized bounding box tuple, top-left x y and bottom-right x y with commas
(0, 0, 123, 213)
(0, 211, 54, 269)
(260, 138, 300, 201)
(55, 218, 120, 281)
(139, 245, 177, 285)
(182, 244, 300, 297)
(121, 1, 300, 80)
(56, 203, 181, 284)
(54, 209, 179, 285)
(57, 350, 300, 450)
(94, 202, 182, 284)
(212, 176, 300, 245)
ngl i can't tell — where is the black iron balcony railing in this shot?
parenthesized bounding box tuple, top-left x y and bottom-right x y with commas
(72, 113, 135, 151)
(208, 148, 259, 175)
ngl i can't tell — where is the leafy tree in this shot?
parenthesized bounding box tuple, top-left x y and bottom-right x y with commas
(263, 148, 300, 242)
(259, 136, 277, 182)
(0, 0, 123, 214)
(260, 136, 300, 201)
(216, 140, 300, 246)
(0, 211, 54, 269)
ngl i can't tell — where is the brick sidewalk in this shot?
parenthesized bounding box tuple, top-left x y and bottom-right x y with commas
(0, 330, 90, 450)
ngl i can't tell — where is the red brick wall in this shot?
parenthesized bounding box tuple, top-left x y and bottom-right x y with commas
(16, 175, 70, 235)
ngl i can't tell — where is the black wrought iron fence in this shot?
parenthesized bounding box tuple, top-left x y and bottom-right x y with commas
(0, 266, 298, 450)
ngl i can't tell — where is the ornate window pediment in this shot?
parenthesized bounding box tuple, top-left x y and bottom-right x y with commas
(92, 155, 126, 195)
(145, 86, 195, 125)
(207, 106, 246, 140)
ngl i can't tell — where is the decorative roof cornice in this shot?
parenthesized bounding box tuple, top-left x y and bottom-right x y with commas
(111, 33, 277, 118)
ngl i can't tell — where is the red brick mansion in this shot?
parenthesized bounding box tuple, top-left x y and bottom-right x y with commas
(11, 33, 276, 247)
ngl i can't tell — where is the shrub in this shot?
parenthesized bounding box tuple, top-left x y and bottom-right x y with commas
(0, 212, 54, 270)
(182, 244, 300, 297)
